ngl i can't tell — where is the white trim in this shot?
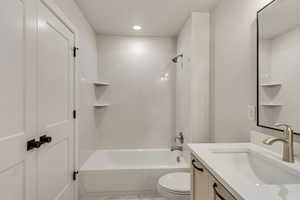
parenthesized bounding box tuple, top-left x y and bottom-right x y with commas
(81, 191, 160, 200)
(39, 1, 80, 199)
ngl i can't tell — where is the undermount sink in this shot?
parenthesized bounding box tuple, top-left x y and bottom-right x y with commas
(210, 148, 300, 185)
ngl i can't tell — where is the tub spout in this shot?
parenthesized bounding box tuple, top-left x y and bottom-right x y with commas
(171, 145, 183, 152)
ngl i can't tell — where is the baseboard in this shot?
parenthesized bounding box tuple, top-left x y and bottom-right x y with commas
(80, 190, 160, 200)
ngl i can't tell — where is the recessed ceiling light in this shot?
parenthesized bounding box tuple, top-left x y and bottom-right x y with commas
(133, 25, 142, 31)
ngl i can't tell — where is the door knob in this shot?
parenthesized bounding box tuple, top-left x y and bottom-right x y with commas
(27, 139, 42, 151)
(40, 135, 52, 145)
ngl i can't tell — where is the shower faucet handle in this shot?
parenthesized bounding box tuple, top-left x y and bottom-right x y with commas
(175, 132, 184, 144)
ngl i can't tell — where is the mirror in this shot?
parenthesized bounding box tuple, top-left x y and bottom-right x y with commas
(257, 0, 300, 135)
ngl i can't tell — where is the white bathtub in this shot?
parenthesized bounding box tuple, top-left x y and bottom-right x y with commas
(79, 149, 189, 197)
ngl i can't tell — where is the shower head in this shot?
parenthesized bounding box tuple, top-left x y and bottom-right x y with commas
(172, 54, 183, 63)
(172, 57, 178, 63)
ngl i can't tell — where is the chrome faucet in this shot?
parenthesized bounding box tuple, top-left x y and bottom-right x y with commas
(175, 132, 184, 144)
(263, 123, 295, 163)
(171, 132, 184, 152)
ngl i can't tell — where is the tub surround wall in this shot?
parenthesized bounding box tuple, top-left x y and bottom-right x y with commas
(176, 12, 210, 145)
(96, 35, 176, 149)
(53, 0, 99, 167)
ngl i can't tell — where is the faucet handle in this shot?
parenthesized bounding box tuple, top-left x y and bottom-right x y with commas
(175, 132, 184, 144)
(275, 123, 292, 129)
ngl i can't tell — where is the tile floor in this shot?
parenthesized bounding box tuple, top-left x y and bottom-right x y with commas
(82, 194, 167, 200)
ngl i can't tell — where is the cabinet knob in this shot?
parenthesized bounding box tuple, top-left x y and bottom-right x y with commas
(213, 183, 226, 200)
(192, 159, 204, 172)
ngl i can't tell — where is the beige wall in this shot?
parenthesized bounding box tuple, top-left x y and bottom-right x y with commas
(210, 0, 274, 142)
(53, 0, 99, 166)
(96, 35, 176, 149)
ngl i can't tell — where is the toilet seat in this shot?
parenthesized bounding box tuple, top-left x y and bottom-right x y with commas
(157, 172, 191, 199)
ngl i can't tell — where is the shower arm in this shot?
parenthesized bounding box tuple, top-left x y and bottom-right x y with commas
(172, 54, 183, 63)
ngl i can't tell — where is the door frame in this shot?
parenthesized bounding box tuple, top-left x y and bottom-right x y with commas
(40, 0, 79, 199)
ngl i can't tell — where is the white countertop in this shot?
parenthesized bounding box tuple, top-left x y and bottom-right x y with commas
(188, 143, 300, 200)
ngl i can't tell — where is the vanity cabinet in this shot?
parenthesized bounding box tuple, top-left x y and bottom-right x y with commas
(191, 155, 236, 200)
(208, 176, 235, 200)
(191, 155, 210, 200)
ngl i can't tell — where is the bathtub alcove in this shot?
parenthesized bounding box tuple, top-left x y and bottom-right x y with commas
(79, 149, 189, 198)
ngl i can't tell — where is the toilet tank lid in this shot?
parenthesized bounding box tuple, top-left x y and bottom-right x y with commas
(158, 172, 190, 193)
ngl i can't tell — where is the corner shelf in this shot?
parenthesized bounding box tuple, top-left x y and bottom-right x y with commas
(93, 80, 110, 109)
(94, 81, 110, 86)
(260, 82, 282, 87)
(93, 103, 110, 108)
(261, 103, 283, 107)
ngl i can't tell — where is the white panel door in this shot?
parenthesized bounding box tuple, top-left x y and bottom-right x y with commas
(37, 1, 75, 200)
(0, 0, 27, 200)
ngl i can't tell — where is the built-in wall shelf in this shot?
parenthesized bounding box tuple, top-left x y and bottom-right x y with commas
(93, 103, 110, 108)
(261, 103, 283, 107)
(260, 82, 282, 87)
(94, 81, 110, 86)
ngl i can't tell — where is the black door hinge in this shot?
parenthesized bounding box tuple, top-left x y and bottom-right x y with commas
(73, 47, 79, 57)
(73, 171, 79, 181)
(73, 110, 77, 119)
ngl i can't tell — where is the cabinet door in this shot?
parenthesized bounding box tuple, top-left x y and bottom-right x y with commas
(209, 176, 236, 200)
(191, 155, 209, 200)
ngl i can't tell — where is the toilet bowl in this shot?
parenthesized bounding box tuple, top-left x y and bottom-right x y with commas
(157, 172, 191, 200)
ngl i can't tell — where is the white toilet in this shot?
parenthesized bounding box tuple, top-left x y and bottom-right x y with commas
(157, 172, 191, 200)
